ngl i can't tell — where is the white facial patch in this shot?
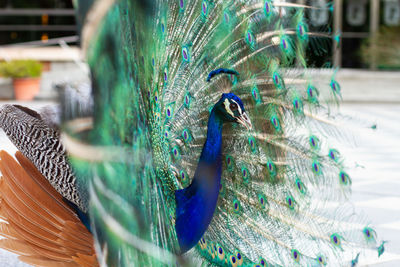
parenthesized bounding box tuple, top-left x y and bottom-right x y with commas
(224, 99, 234, 117)
(232, 99, 242, 115)
(224, 98, 242, 118)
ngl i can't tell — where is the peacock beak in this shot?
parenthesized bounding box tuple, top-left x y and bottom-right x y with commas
(236, 112, 252, 130)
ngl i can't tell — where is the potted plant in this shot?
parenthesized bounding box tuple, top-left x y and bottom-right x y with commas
(0, 60, 43, 100)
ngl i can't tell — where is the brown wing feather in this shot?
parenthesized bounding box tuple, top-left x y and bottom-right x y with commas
(3, 170, 64, 229)
(0, 203, 7, 220)
(18, 256, 80, 267)
(0, 221, 19, 239)
(0, 239, 36, 256)
(0, 179, 61, 234)
(0, 150, 98, 267)
(72, 254, 98, 267)
(2, 202, 61, 244)
(7, 151, 77, 222)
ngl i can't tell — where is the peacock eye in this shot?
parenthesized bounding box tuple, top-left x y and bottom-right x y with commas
(230, 102, 238, 111)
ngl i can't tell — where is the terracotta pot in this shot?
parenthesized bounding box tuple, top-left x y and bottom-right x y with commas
(12, 77, 41, 101)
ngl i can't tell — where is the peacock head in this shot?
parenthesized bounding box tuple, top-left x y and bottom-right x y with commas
(215, 93, 252, 130)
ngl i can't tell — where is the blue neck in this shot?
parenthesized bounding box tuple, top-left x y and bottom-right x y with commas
(199, 110, 223, 164)
(175, 108, 224, 253)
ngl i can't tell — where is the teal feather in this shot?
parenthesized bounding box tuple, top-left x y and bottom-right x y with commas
(62, 0, 386, 266)
(351, 253, 360, 267)
(378, 241, 387, 257)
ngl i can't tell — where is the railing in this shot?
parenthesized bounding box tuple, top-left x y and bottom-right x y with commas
(0, 7, 77, 46)
(0, 8, 75, 16)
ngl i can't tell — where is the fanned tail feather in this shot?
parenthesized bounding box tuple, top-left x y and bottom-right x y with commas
(63, 0, 385, 266)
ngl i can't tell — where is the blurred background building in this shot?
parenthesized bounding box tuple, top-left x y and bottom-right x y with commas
(0, 0, 399, 66)
(332, 0, 399, 69)
(0, 0, 76, 46)
(0, 0, 85, 100)
(0, 0, 399, 102)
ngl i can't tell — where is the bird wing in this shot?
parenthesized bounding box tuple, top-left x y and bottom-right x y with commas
(0, 104, 87, 212)
(0, 150, 98, 267)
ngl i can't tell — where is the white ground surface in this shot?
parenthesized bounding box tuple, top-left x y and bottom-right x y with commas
(0, 101, 399, 266)
(338, 104, 400, 266)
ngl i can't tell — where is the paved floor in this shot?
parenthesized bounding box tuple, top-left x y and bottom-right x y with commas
(0, 101, 398, 266)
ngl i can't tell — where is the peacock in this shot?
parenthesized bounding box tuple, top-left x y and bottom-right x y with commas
(0, 0, 386, 266)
